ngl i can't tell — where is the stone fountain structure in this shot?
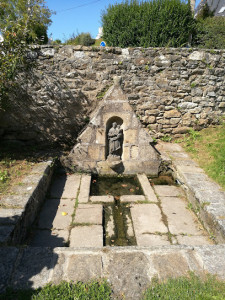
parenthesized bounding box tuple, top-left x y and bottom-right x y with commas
(63, 77, 161, 175)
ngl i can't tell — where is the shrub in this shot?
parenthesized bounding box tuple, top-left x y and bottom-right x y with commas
(101, 0, 195, 48)
(66, 32, 95, 46)
(194, 16, 225, 49)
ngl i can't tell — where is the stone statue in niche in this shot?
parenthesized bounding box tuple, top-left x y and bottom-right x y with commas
(108, 122, 123, 158)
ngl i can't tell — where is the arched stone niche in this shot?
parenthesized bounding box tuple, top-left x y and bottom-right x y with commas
(106, 116, 123, 159)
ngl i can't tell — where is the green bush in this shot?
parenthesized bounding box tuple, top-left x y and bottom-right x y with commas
(101, 0, 195, 48)
(194, 16, 225, 49)
(66, 32, 95, 46)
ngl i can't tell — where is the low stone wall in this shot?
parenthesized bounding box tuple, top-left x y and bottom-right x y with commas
(0, 161, 54, 245)
(0, 45, 224, 145)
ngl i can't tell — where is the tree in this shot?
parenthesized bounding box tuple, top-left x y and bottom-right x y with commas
(101, 0, 195, 48)
(66, 32, 95, 46)
(0, 0, 53, 111)
(190, 0, 195, 13)
(0, 0, 53, 44)
(194, 16, 225, 49)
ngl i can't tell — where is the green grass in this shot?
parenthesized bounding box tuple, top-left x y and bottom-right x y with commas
(143, 273, 225, 300)
(177, 123, 225, 190)
(1, 274, 224, 300)
(0, 280, 112, 300)
(0, 143, 64, 196)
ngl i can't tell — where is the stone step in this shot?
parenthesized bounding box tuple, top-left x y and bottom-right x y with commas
(1, 245, 225, 299)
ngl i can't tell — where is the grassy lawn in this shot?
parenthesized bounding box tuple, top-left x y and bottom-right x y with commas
(1, 274, 224, 300)
(0, 280, 112, 300)
(143, 273, 225, 300)
(0, 143, 63, 197)
(177, 123, 225, 190)
(0, 157, 34, 196)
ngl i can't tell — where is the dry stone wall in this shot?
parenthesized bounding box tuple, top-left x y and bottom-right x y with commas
(0, 45, 224, 145)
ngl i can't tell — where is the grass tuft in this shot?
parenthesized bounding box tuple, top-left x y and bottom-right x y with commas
(143, 273, 225, 300)
(1, 280, 112, 300)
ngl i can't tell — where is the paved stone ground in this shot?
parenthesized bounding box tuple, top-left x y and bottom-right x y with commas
(1, 143, 225, 299)
(1, 245, 225, 299)
(156, 141, 225, 243)
(29, 170, 212, 248)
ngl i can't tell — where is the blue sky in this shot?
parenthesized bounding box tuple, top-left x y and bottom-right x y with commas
(46, 0, 202, 42)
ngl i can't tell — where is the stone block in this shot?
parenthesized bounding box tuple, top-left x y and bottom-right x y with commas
(37, 198, 74, 230)
(103, 251, 151, 300)
(75, 204, 102, 225)
(11, 184, 36, 195)
(136, 234, 170, 246)
(170, 118, 180, 125)
(81, 161, 97, 171)
(130, 146, 139, 159)
(139, 145, 158, 160)
(176, 235, 212, 246)
(156, 142, 183, 152)
(71, 144, 89, 161)
(138, 128, 153, 144)
(30, 161, 52, 175)
(219, 102, 225, 108)
(0, 195, 30, 208)
(160, 196, 204, 235)
(0, 247, 19, 291)
(154, 185, 182, 197)
(176, 165, 205, 174)
(96, 129, 105, 144)
(30, 229, 69, 247)
(172, 127, 190, 134)
(152, 252, 191, 279)
(103, 113, 129, 126)
(90, 196, 114, 203)
(79, 126, 94, 143)
(120, 195, 146, 203)
(195, 245, 225, 279)
(98, 145, 106, 160)
(50, 174, 81, 199)
(70, 225, 103, 247)
(164, 109, 181, 118)
(122, 146, 130, 160)
(88, 145, 101, 160)
(137, 174, 158, 202)
(12, 247, 56, 289)
(131, 204, 167, 236)
(188, 51, 205, 61)
(0, 208, 23, 225)
(123, 102, 133, 111)
(124, 129, 137, 144)
(66, 254, 102, 282)
(123, 161, 160, 177)
(78, 174, 91, 203)
(0, 225, 14, 243)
